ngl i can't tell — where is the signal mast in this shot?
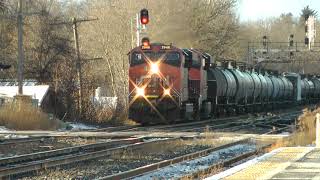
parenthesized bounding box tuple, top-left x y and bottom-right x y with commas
(136, 9, 149, 46)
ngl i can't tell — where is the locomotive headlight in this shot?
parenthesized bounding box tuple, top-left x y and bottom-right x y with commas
(150, 63, 159, 74)
(136, 87, 145, 97)
(164, 89, 170, 96)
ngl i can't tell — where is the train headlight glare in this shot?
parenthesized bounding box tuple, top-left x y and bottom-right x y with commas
(136, 88, 145, 96)
(164, 89, 170, 96)
(150, 63, 159, 74)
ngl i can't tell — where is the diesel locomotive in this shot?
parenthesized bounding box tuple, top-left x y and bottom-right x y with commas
(128, 43, 320, 124)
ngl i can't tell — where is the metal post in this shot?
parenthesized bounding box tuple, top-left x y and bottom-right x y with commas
(17, 0, 24, 95)
(72, 17, 83, 119)
(136, 13, 140, 46)
(130, 17, 134, 49)
(316, 113, 320, 148)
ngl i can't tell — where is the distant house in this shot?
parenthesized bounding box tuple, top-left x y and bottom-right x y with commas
(0, 80, 65, 117)
(0, 80, 49, 107)
(92, 87, 117, 109)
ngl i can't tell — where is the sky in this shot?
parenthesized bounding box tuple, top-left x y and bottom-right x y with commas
(238, 0, 320, 22)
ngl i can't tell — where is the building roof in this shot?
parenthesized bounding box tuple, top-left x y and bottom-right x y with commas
(0, 85, 50, 106)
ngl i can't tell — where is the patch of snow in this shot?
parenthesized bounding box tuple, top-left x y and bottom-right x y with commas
(3, 134, 29, 139)
(205, 147, 285, 180)
(278, 132, 290, 136)
(0, 126, 10, 132)
(67, 123, 98, 131)
(134, 144, 256, 180)
(306, 144, 315, 147)
(143, 138, 169, 142)
(92, 96, 117, 109)
(0, 127, 29, 139)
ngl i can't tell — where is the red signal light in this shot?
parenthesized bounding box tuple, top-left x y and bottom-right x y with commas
(142, 37, 150, 47)
(141, 17, 148, 24)
(143, 41, 149, 46)
(140, 9, 149, 25)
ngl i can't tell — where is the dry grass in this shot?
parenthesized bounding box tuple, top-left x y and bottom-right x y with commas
(90, 106, 138, 126)
(270, 107, 319, 149)
(0, 102, 62, 130)
(181, 164, 223, 180)
(111, 139, 187, 160)
(112, 135, 237, 161)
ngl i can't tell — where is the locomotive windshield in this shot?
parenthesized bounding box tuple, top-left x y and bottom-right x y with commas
(131, 52, 180, 66)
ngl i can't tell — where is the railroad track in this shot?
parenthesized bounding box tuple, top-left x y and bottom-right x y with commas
(89, 106, 305, 135)
(88, 125, 141, 132)
(0, 108, 304, 178)
(0, 136, 53, 146)
(218, 111, 301, 134)
(148, 110, 302, 133)
(96, 110, 301, 179)
(99, 138, 271, 180)
(0, 137, 180, 178)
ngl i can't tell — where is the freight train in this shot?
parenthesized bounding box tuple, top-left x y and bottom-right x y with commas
(128, 43, 320, 124)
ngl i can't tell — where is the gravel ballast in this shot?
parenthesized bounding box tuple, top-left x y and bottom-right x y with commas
(134, 143, 256, 179)
(20, 138, 233, 179)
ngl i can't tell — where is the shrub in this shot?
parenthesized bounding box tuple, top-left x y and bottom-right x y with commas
(271, 107, 319, 148)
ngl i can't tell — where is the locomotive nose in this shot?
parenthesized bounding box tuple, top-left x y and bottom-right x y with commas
(145, 76, 161, 97)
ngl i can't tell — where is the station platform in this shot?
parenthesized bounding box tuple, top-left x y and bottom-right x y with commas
(207, 147, 320, 180)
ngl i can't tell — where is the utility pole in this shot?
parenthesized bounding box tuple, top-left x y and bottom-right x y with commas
(136, 13, 140, 47)
(51, 17, 98, 119)
(17, 0, 24, 95)
(316, 113, 320, 148)
(130, 17, 134, 49)
(72, 17, 83, 118)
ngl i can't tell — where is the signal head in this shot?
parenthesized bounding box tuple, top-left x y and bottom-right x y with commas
(142, 37, 150, 47)
(140, 8, 149, 25)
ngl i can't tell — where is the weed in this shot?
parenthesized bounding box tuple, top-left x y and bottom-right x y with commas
(0, 102, 62, 130)
(270, 107, 319, 148)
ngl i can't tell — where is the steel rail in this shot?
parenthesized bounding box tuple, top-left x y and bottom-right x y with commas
(0, 138, 141, 167)
(0, 138, 179, 178)
(99, 138, 252, 180)
(213, 111, 301, 133)
(182, 143, 272, 179)
(87, 125, 141, 132)
(0, 136, 52, 146)
(176, 110, 300, 133)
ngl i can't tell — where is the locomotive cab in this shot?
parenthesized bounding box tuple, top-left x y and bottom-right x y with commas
(128, 43, 188, 124)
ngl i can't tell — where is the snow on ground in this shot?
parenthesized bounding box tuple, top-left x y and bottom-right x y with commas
(0, 127, 30, 139)
(66, 122, 98, 131)
(134, 144, 256, 180)
(278, 131, 290, 136)
(2, 134, 29, 139)
(0, 126, 10, 132)
(142, 138, 169, 142)
(0, 126, 29, 139)
(205, 148, 285, 180)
